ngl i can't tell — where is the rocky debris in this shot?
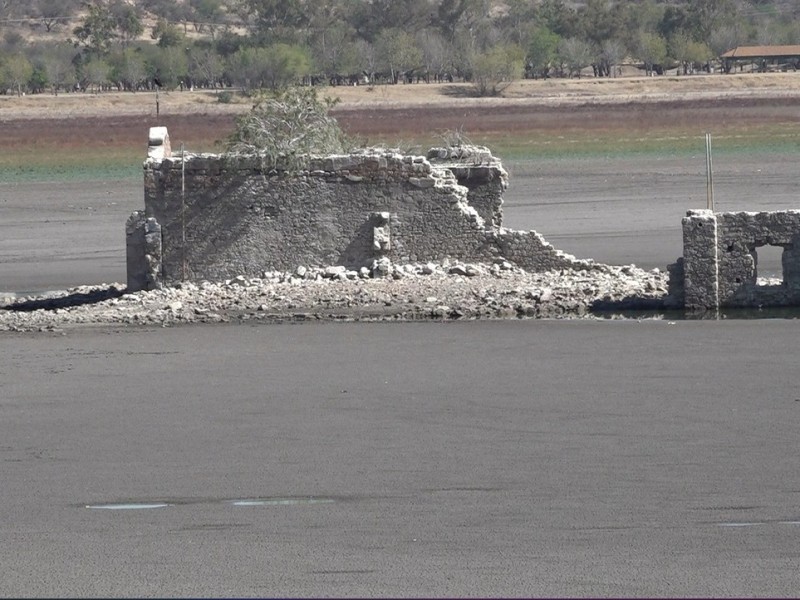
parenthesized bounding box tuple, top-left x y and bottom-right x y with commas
(0, 260, 674, 332)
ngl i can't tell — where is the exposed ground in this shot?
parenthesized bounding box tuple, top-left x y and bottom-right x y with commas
(5, 320, 800, 597)
(3, 92, 798, 153)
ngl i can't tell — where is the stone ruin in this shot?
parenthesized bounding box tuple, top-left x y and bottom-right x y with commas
(127, 127, 605, 292)
(127, 127, 800, 314)
(682, 209, 800, 310)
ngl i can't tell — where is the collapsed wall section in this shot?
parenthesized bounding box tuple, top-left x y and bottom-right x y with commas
(427, 146, 507, 228)
(128, 128, 606, 291)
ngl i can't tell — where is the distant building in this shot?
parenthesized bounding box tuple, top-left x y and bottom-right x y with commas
(720, 45, 800, 73)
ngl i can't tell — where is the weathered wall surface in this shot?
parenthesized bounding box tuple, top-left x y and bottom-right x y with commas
(683, 209, 800, 309)
(128, 128, 602, 290)
(427, 146, 506, 228)
(125, 213, 162, 292)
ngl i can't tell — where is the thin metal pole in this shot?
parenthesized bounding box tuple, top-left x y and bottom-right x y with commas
(181, 143, 186, 281)
(705, 133, 715, 211)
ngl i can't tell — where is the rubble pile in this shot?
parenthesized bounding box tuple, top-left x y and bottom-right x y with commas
(1, 259, 673, 332)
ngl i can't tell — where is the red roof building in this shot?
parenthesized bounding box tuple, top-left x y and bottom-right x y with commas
(720, 45, 800, 72)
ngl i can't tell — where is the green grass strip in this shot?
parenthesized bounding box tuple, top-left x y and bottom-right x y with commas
(0, 148, 143, 184)
(2, 122, 798, 182)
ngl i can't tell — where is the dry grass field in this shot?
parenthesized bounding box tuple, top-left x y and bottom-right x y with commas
(2, 72, 800, 118)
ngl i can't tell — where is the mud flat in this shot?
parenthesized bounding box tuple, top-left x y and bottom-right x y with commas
(3, 319, 800, 597)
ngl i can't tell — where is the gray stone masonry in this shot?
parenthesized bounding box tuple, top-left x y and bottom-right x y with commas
(682, 210, 719, 310)
(427, 145, 507, 228)
(125, 212, 162, 291)
(127, 128, 609, 291)
(683, 209, 800, 309)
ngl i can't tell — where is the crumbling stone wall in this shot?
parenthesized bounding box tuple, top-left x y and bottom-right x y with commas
(427, 146, 506, 228)
(127, 127, 604, 291)
(125, 213, 161, 292)
(683, 209, 800, 309)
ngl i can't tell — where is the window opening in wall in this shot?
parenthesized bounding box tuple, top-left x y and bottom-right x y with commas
(753, 244, 784, 285)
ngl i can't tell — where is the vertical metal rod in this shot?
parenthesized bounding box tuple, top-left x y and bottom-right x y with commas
(181, 142, 186, 281)
(705, 133, 714, 211)
(156, 87, 160, 118)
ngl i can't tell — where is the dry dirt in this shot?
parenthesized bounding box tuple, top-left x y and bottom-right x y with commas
(2, 72, 800, 152)
(3, 71, 800, 117)
(6, 94, 799, 155)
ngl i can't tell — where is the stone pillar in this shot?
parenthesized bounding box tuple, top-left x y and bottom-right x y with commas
(782, 240, 800, 290)
(126, 211, 163, 292)
(683, 209, 719, 310)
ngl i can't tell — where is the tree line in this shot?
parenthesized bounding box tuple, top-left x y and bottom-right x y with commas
(1, 0, 799, 97)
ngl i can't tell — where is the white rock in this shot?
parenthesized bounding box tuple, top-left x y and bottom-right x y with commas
(448, 265, 468, 276)
(371, 257, 393, 278)
(324, 265, 347, 278)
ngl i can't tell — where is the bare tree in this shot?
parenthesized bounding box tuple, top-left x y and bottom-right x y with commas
(312, 23, 358, 78)
(471, 44, 523, 96)
(41, 44, 78, 94)
(599, 38, 625, 77)
(190, 47, 225, 89)
(30, 0, 81, 33)
(375, 28, 423, 83)
(709, 23, 748, 71)
(1, 53, 33, 95)
(354, 39, 378, 82)
(417, 29, 450, 81)
(558, 37, 594, 77)
(226, 86, 352, 171)
(83, 56, 110, 92)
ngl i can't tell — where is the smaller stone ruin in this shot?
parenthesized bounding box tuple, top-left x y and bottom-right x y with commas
(682, 209, 800, 309)
(127, 127, 605, 292)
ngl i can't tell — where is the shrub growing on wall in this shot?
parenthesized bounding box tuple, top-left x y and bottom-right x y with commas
(226, 86, 353, 171)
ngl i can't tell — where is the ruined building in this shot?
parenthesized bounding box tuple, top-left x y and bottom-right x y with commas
(127, 127, 604, 291)
(128, 128, 800, 313)
(682, 209, 800, 309)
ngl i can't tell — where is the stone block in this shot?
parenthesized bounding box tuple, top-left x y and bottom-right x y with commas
(373, 226, 391, 252)
(147, 126, 171, 161)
